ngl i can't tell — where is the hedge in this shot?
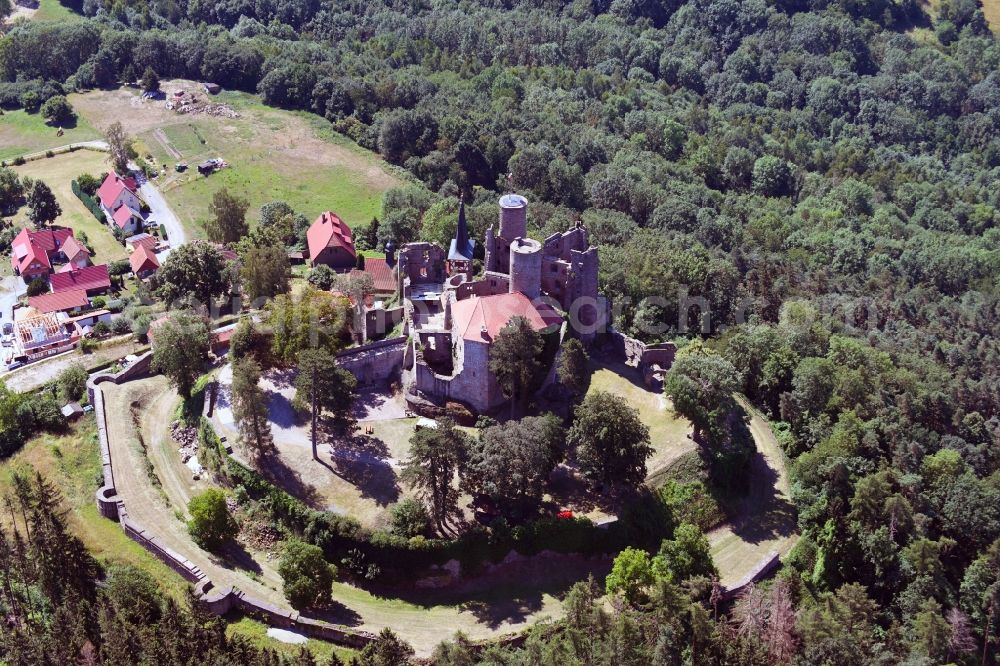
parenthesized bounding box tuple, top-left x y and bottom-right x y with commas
(71, 179, 106, 223)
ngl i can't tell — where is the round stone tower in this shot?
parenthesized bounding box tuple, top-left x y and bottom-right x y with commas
(509, 237, 542, 300)
(499, 194, 528, 241)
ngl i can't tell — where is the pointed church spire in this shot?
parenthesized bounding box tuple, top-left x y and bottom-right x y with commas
(455, 194, 469, 254)
(449, 194, 474, 261)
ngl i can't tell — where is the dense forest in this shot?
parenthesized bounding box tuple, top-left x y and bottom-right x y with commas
(2, 0, 1000, 662)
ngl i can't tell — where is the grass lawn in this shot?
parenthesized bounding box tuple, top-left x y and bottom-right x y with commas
(71, 82, 408, 242)
(28, 0, 85, 21)
(224, 613, 358, 663)
(0, 109, 99, 162)
(0, 419, 191, 601)
(10, 150, 127, 265)
(984, 0, 1000, 33)
(586, 359, 694, 481)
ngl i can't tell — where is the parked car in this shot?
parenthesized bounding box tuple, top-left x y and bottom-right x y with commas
(7, 361, 23, 371)
(82, 405, 94, 413)
(2, 322, 12, 335)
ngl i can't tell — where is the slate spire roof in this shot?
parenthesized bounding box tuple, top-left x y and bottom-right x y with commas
(448, 195, 475, 262)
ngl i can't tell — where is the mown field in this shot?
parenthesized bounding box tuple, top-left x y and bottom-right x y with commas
(10, 149, 128, 264)
(70, 82, 406, 240)
(0, 108, 99, 162)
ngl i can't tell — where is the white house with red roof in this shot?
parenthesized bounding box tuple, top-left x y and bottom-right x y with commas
(9, 228, 75, 283)
(97, 172, 143, 235)
(307, 211, 356, 269)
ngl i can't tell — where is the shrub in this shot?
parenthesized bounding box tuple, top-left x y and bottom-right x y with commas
(111, 317, 132, 335)
(278, 539, 336, 609)
(91, 296, 107, 309)
(26, 277, 49, 297)
(657, 481, 725, 531)
(92, 321, 110, 337)
(57, 364, 88, 403)
(187, 489, 237, 550)
(389, 498, 431, 538)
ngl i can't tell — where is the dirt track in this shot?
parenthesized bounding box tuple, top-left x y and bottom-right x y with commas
(101, 376, 582, 655)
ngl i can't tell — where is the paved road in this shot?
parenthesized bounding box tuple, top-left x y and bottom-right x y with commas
(132, 165, 186, 256)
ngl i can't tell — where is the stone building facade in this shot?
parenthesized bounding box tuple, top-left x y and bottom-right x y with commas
(400, 194, 603, 414)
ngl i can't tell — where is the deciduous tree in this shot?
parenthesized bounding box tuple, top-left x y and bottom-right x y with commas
(205, 187, 249, 245)
(153, 241, 230, 308)
(278, 539, 336, 609)
(186, 488, 236, 550)
(568, 390, 652, 488)
(104, 121, 136, 175)
(26, 180, 60, 228)
(150, 311, 209, 398)
(239, 245, 290, 302)
(460, 414, 564, 518)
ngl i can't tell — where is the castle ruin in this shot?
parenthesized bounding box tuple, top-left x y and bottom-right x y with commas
(398, 195, 605, 415)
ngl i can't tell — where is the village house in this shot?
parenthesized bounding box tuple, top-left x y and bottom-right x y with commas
(125, 233, 157, 253)
(97, 172, 143, 235)
(350, 256, 396, 295)
(27, 289, 90, 316)
(129, 243, 160, 279)
(307, 211, 356, 269)
(9, 228, 75, 282)
(49, 264, 111, 296)
(60, 235, 92, 270)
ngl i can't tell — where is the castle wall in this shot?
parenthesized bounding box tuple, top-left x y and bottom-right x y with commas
(413, 338, 503, 414)
(454, 271, 509, 301)
(335, 336, 407, 387)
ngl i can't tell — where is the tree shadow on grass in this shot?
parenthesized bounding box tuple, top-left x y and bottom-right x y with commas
(212, 540, 263, 577)
(724, 446, 797, 547)
(303, 600, 364, 628)
(258, 452, 323, 508)
(367, 555, 613, 631)
(542, 463, 623, 516)
(324, 432, 400, 507)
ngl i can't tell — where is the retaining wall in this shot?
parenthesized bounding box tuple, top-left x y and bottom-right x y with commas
(89, 364, 376, 649)
(336, 336, 406, 387)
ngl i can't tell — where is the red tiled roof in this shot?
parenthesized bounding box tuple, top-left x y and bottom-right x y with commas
(50, 264, 111, 293)
(97, 172, 137, 209)
(129, 244, 159, 274)
(60, 235, 90, 260)
(126, 233, 157, 251)
(451, 292, 562, 344)
(27, 289, 89, 314)
(10, 228, 75, 274)
(307, 212, 355, 261)
(350, 257, 395, 293)
(112, 204, 140, 229)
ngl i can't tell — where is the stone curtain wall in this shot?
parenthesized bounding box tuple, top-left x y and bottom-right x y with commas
(336, 336, 407, 387)
(88, 362, 376, 649)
